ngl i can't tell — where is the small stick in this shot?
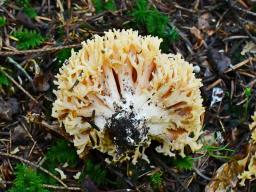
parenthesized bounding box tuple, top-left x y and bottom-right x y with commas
(232, 4, 256, 16)
(205, 79, 222, 91)
(0, 69, 39, 103)
(0, 152, 68, 188)
(42, 184, 81, 191)
(7, 57, 36, 91)
(0, 44, 81, 56)
(225, 57, 255, 73)
(193, 166, 211, 181)
(2, 180, 81, 191)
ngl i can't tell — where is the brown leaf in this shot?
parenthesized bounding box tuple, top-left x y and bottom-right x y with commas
(205, 160, 243, 192)
(190, 26, 204, 49)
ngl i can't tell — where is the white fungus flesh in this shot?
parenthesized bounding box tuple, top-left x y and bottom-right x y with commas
(52, 29, 205, 164)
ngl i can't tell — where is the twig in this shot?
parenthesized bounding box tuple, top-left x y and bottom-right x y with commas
(6, 57, 36, 92)
(0, 44, 81, 56)
(0, 151, 68, 188)
(225, 57, 255, 73)
(2, 180, 82, 191)
(193, 166, 211, 181)
(43, 184, 81, 191)
(232, 4, 256, 17)
(0, 68, 39, 104)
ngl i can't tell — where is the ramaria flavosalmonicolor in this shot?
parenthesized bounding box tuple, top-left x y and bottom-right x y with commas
(52, 29, 204, 164)
(238, 112, 256, 185)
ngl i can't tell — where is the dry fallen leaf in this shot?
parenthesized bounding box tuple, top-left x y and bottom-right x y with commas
(190, 26, 204, 49)
(205, 160, 243, 192)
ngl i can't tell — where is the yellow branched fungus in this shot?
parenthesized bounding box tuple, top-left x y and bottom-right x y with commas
(52, 29, 204, 164)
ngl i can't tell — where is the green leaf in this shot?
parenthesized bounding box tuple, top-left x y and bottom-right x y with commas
(0, 71, 11, 87)
(8, 164, 49, 192)
(12, 28, 45, 50)
(0, 16, 7, 27)
(244, 87, 252, 98)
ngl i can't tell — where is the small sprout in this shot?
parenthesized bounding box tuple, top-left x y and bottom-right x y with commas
(12, 28, 45, 50)
(244, 87, 252, 98)
(0, 16, 7, 27)
(149, 171, 163, 188)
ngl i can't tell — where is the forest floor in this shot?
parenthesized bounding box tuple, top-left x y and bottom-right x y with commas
(0, 0, 256, 191)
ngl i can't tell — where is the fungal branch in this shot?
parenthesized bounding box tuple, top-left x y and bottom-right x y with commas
(52, 29, 204, 164)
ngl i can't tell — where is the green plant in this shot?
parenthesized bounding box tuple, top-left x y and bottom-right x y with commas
(130, 0, 179, 44)
(12, 28, 45, 50)
(0, 16, 7, 27)
(56, 48, 71, 64)
(240, 87, 252, 122)
(16, 0, 37, 19)
(9, 164, 49, 192)
(171, 156, 195, 171)
(244, 87, 252, 98)
(149, 171, 163, 188)
(0, 71, 11, 87)
(81, 160, 107, 185)
(92, 0, 117, 13)
(200, 144, 234, 159)
(44, 139, 78, 168)
(23, 6, 37, 19)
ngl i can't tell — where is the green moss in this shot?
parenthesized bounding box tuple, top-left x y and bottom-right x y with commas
(130, 0, 179, 51)
(92, 0, 117, 13)
(9, 164, 49, 192)
(12, 28, 45, 50)
(149, 171, 163, 188)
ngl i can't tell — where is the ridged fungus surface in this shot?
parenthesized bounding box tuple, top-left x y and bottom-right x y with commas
(52, 29, 205, 164)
